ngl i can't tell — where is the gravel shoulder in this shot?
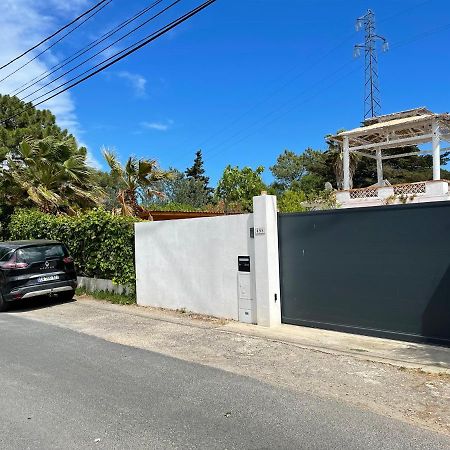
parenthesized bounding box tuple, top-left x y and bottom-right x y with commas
(7, 295, 450, 437)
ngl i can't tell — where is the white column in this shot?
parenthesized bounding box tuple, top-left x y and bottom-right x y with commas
(376, 148, 384, 186)
(343, 136, 350, 190)
(432, 119, 441, 180)
(252, 194, 281, 327)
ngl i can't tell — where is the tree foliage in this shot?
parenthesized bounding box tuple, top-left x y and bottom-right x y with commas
(353, 147, 450, 187)
(216, 165, 266, 212)
(0, 95, 102, 213)
(277, 190, 307, 213)
(103, 149, 172, 217)
(270, 150, 305, 191)
(91, 169, 123, 211)
(149, 168, 212, 209)
(0, 94, 70, 154)
(1, 136, 101, 213)
(185, 150, 211, 189)
(271, 133, 450, 198)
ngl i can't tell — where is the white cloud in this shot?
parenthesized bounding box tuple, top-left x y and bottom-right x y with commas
(79, 141, 103, 170)
(117, 71, 147, 97)
(0, 1, 106, 170)
(142, 122, 169, 131)
(0, 1, 91, 143)
(141, 119, 174, 131)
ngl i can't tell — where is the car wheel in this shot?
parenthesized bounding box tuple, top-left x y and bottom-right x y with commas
(0, 293, 9, 312)
(58, 290, 75, 302)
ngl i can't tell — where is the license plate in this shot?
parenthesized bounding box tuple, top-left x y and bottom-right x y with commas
(37, 275, 59, 283)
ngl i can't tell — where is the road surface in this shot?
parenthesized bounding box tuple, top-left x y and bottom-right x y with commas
(0, 314, 449, 449)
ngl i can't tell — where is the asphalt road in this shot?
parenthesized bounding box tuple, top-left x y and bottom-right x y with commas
(0, 314, 449, 450)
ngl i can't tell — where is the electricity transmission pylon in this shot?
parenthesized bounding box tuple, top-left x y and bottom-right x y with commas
(354, 9, 389, 119)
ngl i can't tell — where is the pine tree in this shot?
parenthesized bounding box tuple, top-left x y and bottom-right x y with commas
(185, 149, 213, 195)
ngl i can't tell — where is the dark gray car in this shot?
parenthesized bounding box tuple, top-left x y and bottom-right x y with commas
(0, 240, 77, 311)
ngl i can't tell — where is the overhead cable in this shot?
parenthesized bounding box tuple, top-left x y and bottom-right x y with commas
(0, 0, 111, 71)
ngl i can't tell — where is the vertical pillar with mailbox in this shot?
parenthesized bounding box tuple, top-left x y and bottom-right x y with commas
(237, 255, 255, 324)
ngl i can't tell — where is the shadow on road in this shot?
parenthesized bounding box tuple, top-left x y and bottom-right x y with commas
(5, 296, 75, 313)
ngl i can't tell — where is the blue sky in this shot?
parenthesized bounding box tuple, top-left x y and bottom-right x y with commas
(1, 0, 449, 184)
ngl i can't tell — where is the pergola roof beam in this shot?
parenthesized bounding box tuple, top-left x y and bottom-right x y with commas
(380, 147, 450, 160)
(351, 150, 378, 159)
(349, 134, 433, 152)
(381, 151, 422, 160)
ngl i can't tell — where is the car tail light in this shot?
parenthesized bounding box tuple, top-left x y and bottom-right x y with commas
(0, 253, 28, 269)
(63, 256, 74, 264)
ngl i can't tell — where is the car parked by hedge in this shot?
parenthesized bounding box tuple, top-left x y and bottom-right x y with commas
(0, 240, 77, 311)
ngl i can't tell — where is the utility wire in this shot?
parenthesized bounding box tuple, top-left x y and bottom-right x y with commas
(203, 60, 358, 160)
(0, 0, 216, 125)
(390, 21, 450, 49)
(0, 0, 111, 71)
(377, 0, 432, 25)
(32, 0, 209, 107)
(20, 0, 183, 103)
(185, 30, 357, 154)
(180, 4, 443, 164)
(219, 67, 360, 159)
(0, 0, 112, 86)
(11, 0, 166, 98)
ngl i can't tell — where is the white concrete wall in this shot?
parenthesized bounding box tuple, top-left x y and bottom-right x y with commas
(135, 214, 254, 321)
(77, 276, 132, 295)
(253, 195, 281, 327)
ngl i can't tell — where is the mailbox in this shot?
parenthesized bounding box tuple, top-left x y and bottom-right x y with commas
(238, 256, 250, 272)
(237, 255, 255, 324)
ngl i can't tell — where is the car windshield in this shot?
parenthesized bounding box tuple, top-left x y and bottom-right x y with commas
(0, 247, 13, 262)
(16, 245, 66, 264)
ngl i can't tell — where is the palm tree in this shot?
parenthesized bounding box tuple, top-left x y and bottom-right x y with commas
(2, 136, 102, 213)
(102, 149, 172, 218)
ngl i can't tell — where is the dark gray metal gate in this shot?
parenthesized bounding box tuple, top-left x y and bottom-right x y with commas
(278, 202, 450, 345)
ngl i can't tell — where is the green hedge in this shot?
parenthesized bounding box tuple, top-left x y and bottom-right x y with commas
(0, 205, 14, 240)
(8, 209, 138, 288)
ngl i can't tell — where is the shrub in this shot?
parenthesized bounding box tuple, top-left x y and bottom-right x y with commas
(0, 205, 14, 240)
(8, 209, 138, 288)
(277, 190, 307, 213)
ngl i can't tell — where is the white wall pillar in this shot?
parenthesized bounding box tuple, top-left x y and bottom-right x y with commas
(432, 119, 441, 180)
(376, 148, 384, 186)
(343, 136, 350, 190)
(252, 194, 281, 327)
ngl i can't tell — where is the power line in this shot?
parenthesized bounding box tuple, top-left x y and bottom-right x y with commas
(177, 7, 450, 171)
(0, 0, 111, 71)
(0, 0, 217, 125)
(21, 0, 183, 103)
(390, 21, 450, 49)
(201, 65, 360, 168)
(0, 0, 113, 86)
(178, 6, 425, 165)
(377, 0, 432, 25)
(203, 60, 358, 160)
(19, 0, 181, 102)
(11, 0, 165, 97)
(186, 30, 357, 153)
(200, 11, 450, 164)
(32, 0, 216, 108)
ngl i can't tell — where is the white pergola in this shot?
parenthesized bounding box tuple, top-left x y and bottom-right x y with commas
(330, 108, 450, 190)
